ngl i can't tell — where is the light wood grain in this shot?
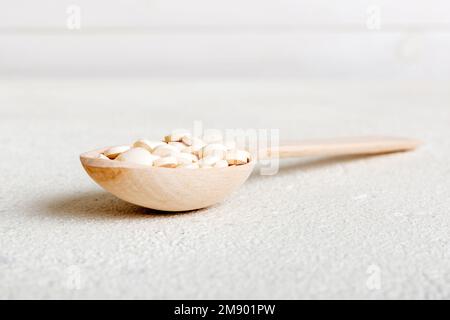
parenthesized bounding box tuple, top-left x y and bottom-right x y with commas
(265, 136, 421, 159)
(80, 136, 420, 211)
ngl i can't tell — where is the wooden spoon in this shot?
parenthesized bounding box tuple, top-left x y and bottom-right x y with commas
(80, 136, 420, 212)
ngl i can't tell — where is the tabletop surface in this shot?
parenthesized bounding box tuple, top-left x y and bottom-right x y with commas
(0, 78, 449, 299)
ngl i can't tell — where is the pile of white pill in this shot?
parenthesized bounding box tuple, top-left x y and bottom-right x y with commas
(99, 130, 251, 169)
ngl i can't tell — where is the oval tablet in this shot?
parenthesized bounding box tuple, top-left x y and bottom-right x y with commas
(115, 147, 159, 166)
(104, 145, 131, 159)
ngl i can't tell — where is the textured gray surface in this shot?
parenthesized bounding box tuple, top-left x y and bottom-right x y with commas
(0, 79, 449, 299)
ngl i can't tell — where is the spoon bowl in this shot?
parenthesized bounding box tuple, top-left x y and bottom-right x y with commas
(80, 147, 255, 211)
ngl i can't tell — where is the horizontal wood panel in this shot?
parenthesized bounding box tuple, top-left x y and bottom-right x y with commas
(1, 33, 448, 78)
(1, 0, 450, 30)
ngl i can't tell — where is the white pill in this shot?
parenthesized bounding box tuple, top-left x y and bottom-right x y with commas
(115, 147, 159, 166)
(198, 155, 221, 167)
(164, 129, 191, 142)
(203, 132, 223, 144)
(181, 136, 203, 147)
(168, 142, 187, 152)
(177, 163, 200, 169)
(213, 160, 229, 168)
(181, 141, 205, 156)
(181, 146, 194, 154)
(133, 139, 165, 152)
(153, 156, 178, 168)
(97, 153, 110, 160)
(104, 145, 131, 159)
(225, 150, 251, 165)
(224, 140, 237, 150)
(152, 144, 180, 157)
(192, 141, 206, 153)
(176, 152, 198, 165)
(199, 143, 228, 159)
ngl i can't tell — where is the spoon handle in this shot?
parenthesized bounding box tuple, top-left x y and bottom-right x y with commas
(266, 136, 421, 159)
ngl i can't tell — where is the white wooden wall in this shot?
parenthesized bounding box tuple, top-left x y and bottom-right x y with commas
(1, 0, 449, 78)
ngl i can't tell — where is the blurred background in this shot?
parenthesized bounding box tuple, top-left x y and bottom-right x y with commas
(1, 0, 449, 79)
